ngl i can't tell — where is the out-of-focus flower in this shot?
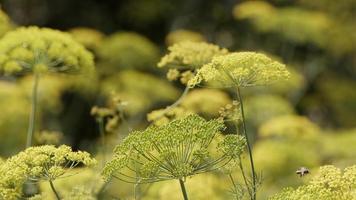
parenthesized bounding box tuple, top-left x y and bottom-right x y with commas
(100, 70, 179, 115)
(245, 94, 295, 127)
(188, 52, 290, 88)
(147, 106, 193, 126)
(97, 32, 159, 73)
(0, 26, 95, 76)
(69, 27, 105, 51)
(181, 88, 231, 117)
(165, 29, 206, 46)
(102, 115, 246, 183)
(269, 165, 356, 200)
(258, 115, 320, 141)
(34, 130, 63, 145)
(158, 41, 228, 69)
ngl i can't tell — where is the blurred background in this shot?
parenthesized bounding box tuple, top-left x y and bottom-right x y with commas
(0, 0, 355, 199)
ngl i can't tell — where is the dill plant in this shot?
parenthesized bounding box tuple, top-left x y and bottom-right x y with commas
(188, 51, 290, 200)
(102, 114, 246, 200)
(0, 145, 96, 200)
(0, 26, 95, 148)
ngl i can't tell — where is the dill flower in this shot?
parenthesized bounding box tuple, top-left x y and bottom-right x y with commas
(269, 165, 356, 200)
(97, 32, 159, 72)
(0, 26, 95, 75)
(147, 106, 193, 126)
(101, 70, 179, 115)
(244, 95, 295, 127)
(258, 115, 320, 141)
(165, 29, 206, 45)
(69, 27, 105, 51)
(102, 114, 246, 184)
(158, 41, 228, 69)
(0, 145, 96, 200)
(180, 89, 232, 117)
(233, 1, 331, 47)
(188, 52, 290, 88)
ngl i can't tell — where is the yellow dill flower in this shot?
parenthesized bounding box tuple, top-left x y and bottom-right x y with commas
(269, 165, 356, 200)
(165, 29, 206, 45)
(0, 145, 96, 200)
(158, 41, 228, 69)
(69, 27, 105, 50)
(147, 106, 193, 126)
(188, 52, 290, 88)
(258, 115, 320, 141)
(101, 70, 179, 115)
(244, 94, 295, 126)
(180, 88, 232, 117)
(0, 26, 95, 75)
(233, 1, 332, 46)
(97, 32, 159, 72)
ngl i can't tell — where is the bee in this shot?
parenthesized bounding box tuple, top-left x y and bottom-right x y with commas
(296, 167, 309, 177)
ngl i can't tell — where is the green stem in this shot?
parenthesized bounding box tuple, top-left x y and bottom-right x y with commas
(179, 179, 189, 200)
(236, 87, 256, 200)
(26, 74, 40, 148)
(49, 180, 61, 200)
(98, 118, 106, 166)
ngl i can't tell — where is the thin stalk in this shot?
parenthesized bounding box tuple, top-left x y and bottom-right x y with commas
(26, 74, 40, 148)
(179, 179, 189, 200)
(49, 180, 61, 200)
(236, 87, 256, 200)
(98, 118, 106, 166)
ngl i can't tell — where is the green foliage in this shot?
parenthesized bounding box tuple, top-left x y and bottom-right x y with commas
(269, 165, 356, 200)
(0, 26, 95, 75)
(188, 52, 290, 88)
(102, 114, 246, 183)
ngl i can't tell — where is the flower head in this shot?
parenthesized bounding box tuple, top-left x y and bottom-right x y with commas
(165, 29, 206, 45)
(158, 41, 228, 69)
(0, 26, 95, 75)
(0, 145, 96, 199)
(189, 52, 290, 88)
(102, 114, 246, 183)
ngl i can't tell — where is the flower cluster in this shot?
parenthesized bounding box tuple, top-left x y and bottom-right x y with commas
(165, 29, 206, 45)
(269, 165, 356, 200)
(188, 52, 290, 88)
(0, 26, 95, 75)
(0, 145, 96, 200)
(69, 27, 105, 51)
(258, 115, 320, 141)
(158, 41, 228, 69)
(244, 94, 295, 126)
(97, 32, 159, 72)
(101, 70, 179, 115)
(102, 114, 246, 183)
(147, 106, 193, 126)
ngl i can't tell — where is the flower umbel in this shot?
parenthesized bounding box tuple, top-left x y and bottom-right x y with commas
(188, 52, 290, 88)
(0, 26, 95, 75)
(102, 114, 246, 183)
